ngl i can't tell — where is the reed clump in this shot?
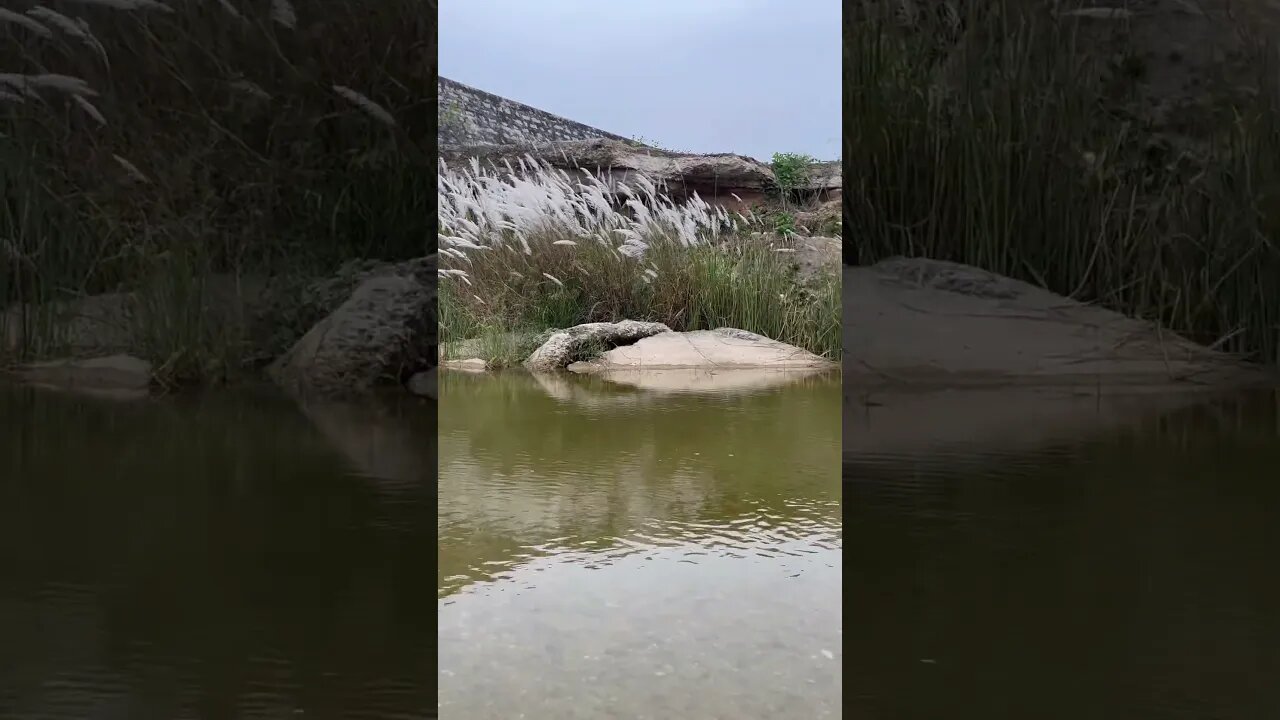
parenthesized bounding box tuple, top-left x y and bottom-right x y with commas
(438, 158, 840, 364)
(848, 0, 1280, 365)
(0, 0, 431, 383)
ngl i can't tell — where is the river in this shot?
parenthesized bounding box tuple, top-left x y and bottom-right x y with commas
(439, 370, 842, 719)
(848, 386, 1280, 719)
(0, 384, 437, 718)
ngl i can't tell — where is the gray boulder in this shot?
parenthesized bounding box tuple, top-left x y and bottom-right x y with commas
(524, 320, 670, 371)
(10, 353, 153, 400)
(568, 328, 834, 372)
(268, 256, 436, 397)
(407, 367, 437, 399)
(14, 353, 152, 389)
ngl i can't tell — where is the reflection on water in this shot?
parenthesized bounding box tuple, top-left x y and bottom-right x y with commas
(849, 388, 1280, 719)
(0, 384, 436, 718)
(439, 371, 842, 719)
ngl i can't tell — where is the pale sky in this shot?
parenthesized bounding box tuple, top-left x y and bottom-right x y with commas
(439, 1, 841, 162)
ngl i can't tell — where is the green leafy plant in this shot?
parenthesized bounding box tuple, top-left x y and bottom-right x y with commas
(771, 152, 817, 195)
(774, 211, 797, 235)
(439, 101, 465, 136)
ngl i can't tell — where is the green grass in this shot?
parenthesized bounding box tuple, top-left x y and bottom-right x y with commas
(440, 235, 841, 365)
(0, 0, 432, 384)
(847, 0, 1280, 365)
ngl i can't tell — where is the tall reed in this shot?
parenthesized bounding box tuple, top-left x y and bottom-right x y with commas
(848, 0, 1280, 364)
(1, 0, 431, 380)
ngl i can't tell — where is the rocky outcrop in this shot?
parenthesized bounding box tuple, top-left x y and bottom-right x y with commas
(524, 320, 671, 371)
(794, 199, 842, 236)
(2, 274, 271, 363)
(2, 293, 137, 358)
(406, 368, 436, 399)
(587, 367, 834, 393)
(268, 256, 436, 397)
(442, 358, 488, 372)
(10, 353, 152, 400)
(847, 257, 1275, 388)
(567, 328, 834, 372)
(775, 233, 840, 283)
(440, 138, 840, 210)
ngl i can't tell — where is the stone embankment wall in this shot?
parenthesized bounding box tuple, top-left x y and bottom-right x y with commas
(438, 77, 628, 147)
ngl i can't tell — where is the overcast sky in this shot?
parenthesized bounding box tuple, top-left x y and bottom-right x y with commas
(439, 1, 840, 162)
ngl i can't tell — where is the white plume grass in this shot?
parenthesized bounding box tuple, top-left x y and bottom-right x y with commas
(113, 154, 151, 184)
(215, 0, 244, 21)
(0, 9, 53, 37)
(26, 7, 110, 68)
(0, 73, 97, 97)
(72, 94, 106, 125)
(270, 0, 296, 28)
(61, 0, 174, 12)
(332, 85, 395, 127)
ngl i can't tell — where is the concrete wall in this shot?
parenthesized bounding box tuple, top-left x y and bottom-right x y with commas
(438, 77, 628, 147)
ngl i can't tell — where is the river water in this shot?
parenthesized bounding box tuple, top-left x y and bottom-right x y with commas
(439, 370, 843, 719)
(848, 387, 1280, 719)
(0, 384, 437, 718)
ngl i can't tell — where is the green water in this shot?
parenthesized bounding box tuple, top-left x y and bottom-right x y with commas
(0, 385, 436, 718)
(849, 388, 1280, 720)
(438, 371, 843, 719)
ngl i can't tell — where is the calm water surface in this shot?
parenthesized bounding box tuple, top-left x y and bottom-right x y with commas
(849, 387, 1280, 720)
(0, 385, 436, 719)
(438, 371, 842, 720)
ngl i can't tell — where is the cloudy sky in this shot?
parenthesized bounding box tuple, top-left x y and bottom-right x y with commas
(439, 1, 841, 162)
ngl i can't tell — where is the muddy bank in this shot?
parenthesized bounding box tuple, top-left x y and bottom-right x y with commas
(846, 258, 1276, 390)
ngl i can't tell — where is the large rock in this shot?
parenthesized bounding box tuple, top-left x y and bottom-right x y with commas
(268, 256, 436, 397)
(406, 368, 437, 399)
(442, 358, 488, 373)
(524, 320, 670, 371)
(567, 328, 834, 372)
(3, 274, 271, 363)
(584, 367, 833, 393)
(2, 293, 137, 358)
(10, 353, 152, 400)
(846, 257, 1275, 388)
